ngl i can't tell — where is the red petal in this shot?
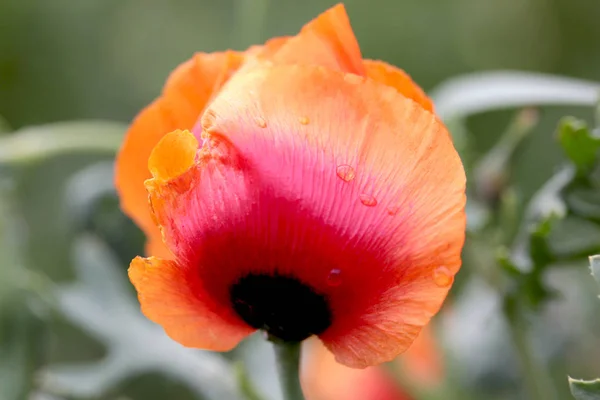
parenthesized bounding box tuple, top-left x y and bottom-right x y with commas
(201, 64, 465, 367)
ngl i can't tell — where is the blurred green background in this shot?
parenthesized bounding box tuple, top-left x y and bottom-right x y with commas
(2, 0, 600, 196)
(2, 0, 600, 127)
(1, 0, 600, 399)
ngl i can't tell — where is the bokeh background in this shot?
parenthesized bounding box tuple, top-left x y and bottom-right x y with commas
(1, 0, 600, 399)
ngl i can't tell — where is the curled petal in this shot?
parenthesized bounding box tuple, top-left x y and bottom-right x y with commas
(129, 256, 253, 350)
(148, 130, 198, 182)
(115, 51, 244, 257)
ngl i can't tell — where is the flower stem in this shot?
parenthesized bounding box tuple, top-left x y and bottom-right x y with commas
(234, 361, 266, 400)
(271, 339, 304, 400)
(503, 298, 557, 400)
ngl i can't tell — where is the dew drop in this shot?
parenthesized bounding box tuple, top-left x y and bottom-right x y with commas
(336, 164, 356, 182)
(327, 269, 342, 287)
(387, 206, 399, 216)
(255, 117, 267, 128)
(299, 116, 310, 125)
(359, 193, 377, 207)
(432, 266, 453, 288)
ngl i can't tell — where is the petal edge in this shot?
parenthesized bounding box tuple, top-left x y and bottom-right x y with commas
(129, 256, 253, 350)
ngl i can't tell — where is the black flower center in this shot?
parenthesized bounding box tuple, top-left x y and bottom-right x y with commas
(229, 273, 332, 342)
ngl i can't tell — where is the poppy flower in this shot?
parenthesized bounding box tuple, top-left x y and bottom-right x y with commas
(301, 326, 444, 400)
(115, 3, 466, 368)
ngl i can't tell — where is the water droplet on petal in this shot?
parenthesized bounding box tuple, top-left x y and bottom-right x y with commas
(327, 269, 342, 287)
(255, 117, 267, 128)
(336, 165, 356, 182)
(299, 116, 310, 125)
(433, 266, 453, 287)
(359, 193, 377, 207)
(387, 206, 399, 216)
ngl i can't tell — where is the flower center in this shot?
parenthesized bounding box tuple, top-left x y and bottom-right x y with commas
(229, 273, 332, 342)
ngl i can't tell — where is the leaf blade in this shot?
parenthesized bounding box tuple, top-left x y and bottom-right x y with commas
(569, 378, 600, 400)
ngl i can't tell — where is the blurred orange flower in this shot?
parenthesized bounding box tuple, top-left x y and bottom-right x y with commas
(301, 326, 444, 400)
(115, 3, 465, 368)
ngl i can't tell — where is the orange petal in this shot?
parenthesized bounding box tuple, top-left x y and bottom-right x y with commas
(145, 235, 173, 260)
(202, 64, 466, 367)
(129, 256, 253, 350)
(301, 328, 443, 399)
(301, 338, 411, 400)
(115, 51, 244, 257)
(268, 4, 365, 75)
(148, 130, 199, 181)
(247, 36, 290, 59)
(364, 59, 434, 113)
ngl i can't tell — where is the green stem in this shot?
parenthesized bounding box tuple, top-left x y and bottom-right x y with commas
(234, 361, 266, 400)
(504, 299, 557, 400)
(271, 340, 304, 400)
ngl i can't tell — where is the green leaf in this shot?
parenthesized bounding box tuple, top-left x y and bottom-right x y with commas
(558, 117, 600, 175)
(565, 187, 600, 220)
(0, 120, 125, 166)
(41, 234, 242, 400)
(591, 255, 600, 285)
(496, 246, 521, 276)
(529, 213, 559, 267)
(569, 377, 600, 400)
(430, 72, 600, 121)
(17, 154, 111, 282)
(548, 217, 600, 259)
(64, 161, 145, 261)
(590, 254, 600, 299)
(11, 122, 127, 282)
(0, 300, 47, 400)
